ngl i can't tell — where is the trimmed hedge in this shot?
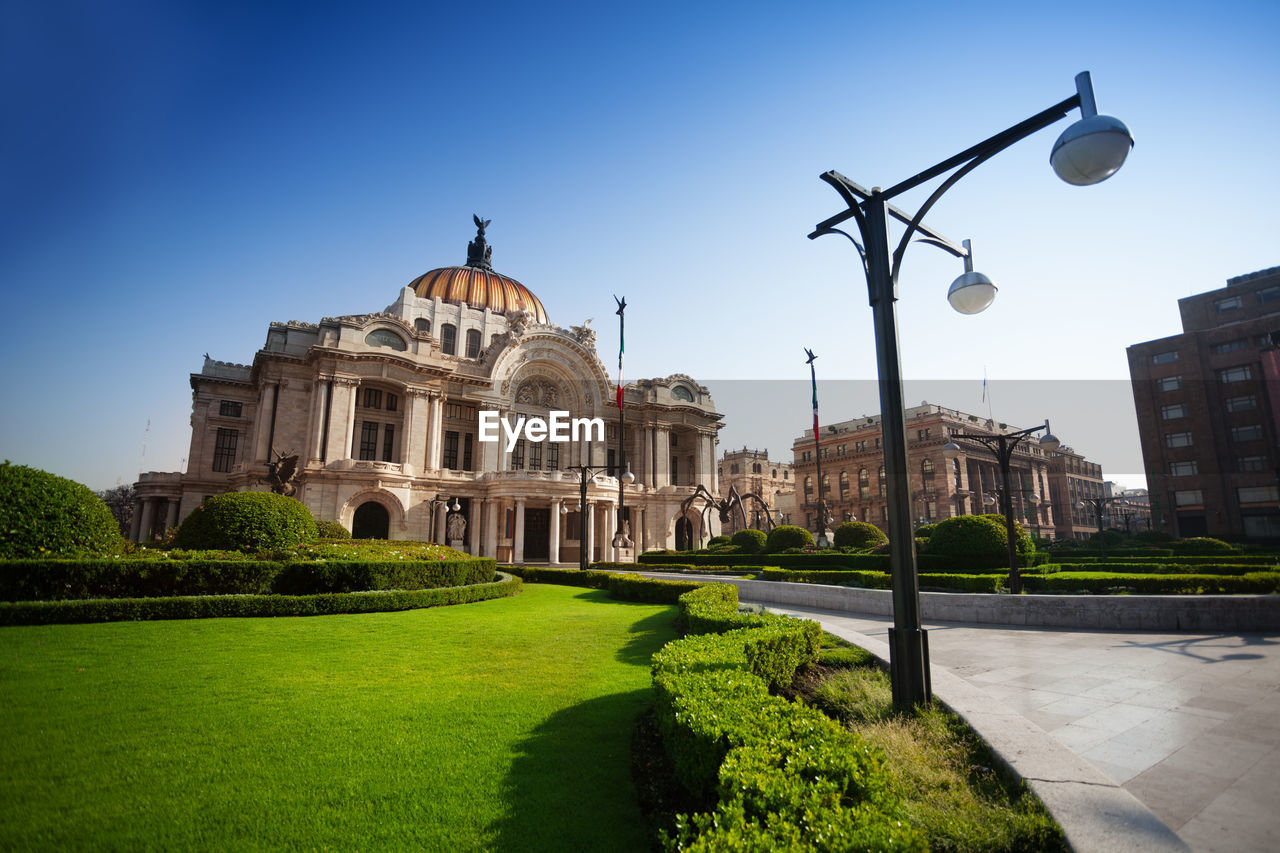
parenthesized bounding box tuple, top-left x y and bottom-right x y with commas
(638, 551, 1048, 571)
(1021, 571, 1280, 595)
(500, 565, 705, 603)
(928, 514, 1033, 560)
(1050, 555, 1279, 568)
(172, 492, 318, 552)
(592, 561, 753, 576)
(315, 520, 351, 539)
(1041, 561, 1268, 576)
(765, 524, 814, 552)
(833, 520, 888, 550)
(651, 584, 923, 851)
(730, 528, 767, 554)
(0, 573, 522, 626)
(0, 557, 496, 601)
(758, 568, 1004, 593)
(0, 462, 123, 558)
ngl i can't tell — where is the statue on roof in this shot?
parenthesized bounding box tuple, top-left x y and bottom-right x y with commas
(466, 214, 494, 270)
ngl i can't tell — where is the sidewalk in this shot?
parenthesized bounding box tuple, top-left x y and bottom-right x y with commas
(757, 603, 1280, 853)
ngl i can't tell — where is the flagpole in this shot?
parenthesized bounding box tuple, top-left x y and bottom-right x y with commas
(805, 348, 830, 548)
(613, 295, 632, 554)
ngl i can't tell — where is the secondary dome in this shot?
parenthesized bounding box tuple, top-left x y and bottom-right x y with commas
(409, 216, 548, 325)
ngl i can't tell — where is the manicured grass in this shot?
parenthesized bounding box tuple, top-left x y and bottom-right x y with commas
(0, 584, 677, 851)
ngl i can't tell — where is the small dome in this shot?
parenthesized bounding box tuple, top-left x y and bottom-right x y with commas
(409, 216, 548, 325)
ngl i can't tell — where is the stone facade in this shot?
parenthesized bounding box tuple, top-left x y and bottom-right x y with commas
(133, 224, 724, 561)
(715, 447, 795, 534)
(1046, 446, 1106, 540)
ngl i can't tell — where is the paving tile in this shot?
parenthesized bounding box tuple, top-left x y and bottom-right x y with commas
(1036, 694, 1114, 719)
(1051, 722, 1116, 752)
(1160, 733, 1268, 781)
(1124, 764, 1232, 832)
(1071, 701, 1163, 735)
(1081, 736, 1171, 781)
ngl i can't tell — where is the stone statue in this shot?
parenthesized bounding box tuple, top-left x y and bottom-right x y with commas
(447, 512, 467, 542)
(466, 215, 494, 270)
(263, 451, 300, 497)
(570, 318, 596, 347)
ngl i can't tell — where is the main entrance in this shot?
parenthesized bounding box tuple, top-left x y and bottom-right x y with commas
(523, 508, 550, 561)
(352, 501, 390, 539)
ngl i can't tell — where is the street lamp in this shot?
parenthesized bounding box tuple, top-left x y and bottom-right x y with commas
(810, 71, 1130, 709)
(569, 464, 612, 570)
(805, 348, 831, 547)
(1078, 495, 1124, 544)
(944, 422, 1057, 594)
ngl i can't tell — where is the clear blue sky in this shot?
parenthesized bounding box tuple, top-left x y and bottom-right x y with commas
(2, 0, 1277, 492)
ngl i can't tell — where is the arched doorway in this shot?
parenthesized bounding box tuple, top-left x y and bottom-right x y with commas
(675, 516, 693, 551)
(352, 501, 390, 539)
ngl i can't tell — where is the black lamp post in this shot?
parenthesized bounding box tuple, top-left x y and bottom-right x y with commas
(805, 348, 831, 547)
(567, 464, 618, 570)
(809, 71, 1131, 710)
(1079, 495, 1124, 542)
(945, 422, 1058, 593)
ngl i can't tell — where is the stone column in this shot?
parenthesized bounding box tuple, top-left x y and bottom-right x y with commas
(484, 501, 499, 559)
(307, 378, 330, 463)
(605, 500, 618, 561)
(325, 379, 358, 462)
(435, 502, 447, 544)
(128, 499, 143, 542)
(513, 498, 526, 563)
(138, 498, 157, 543)
(425, 394, 444, 471)
(165, 500, 179, 532)
(469, 499, 483, 555)
(654, 428, 670, 487)
(400, 390, 419, 474)
(549, 499, 562, 564)
(254, 383, 277, 463)
(584, 501, 595, 566)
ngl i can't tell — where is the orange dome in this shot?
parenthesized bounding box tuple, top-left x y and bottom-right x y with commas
(408, 217, 548, 325)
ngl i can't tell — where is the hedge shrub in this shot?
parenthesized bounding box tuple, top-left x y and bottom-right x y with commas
(639, 551, 1047, 571)
(730, 528, 767, 554)
(927, 514, 1032, 560)
(757, 568, 1004, 593)
(0, 462, 123, 558)
(832, 521, 888, 550)
(706, 535, 732, 548)
(765, 525, 814, 553)
(1171, 537, 1238, 555)
(315, 520, 351, 539)
(172, 491, 318, 552)
(1021, 571, 1280, 595)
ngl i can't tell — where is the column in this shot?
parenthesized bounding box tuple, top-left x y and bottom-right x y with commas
(549, 499, 562, 564)
(307, 378, 330, 463)
(584, 501, 595, 566)
(165, 500, 179, 532)
(138, 499, 157, 543)
(469, 499, 483, 555)
(703, 433, 716, 492)
(129, 499, 143, 542)
(254, 383, 277, 463)
(484, 501, 499, 559)
(513, 498, 526, 563)
(605, 500, 618, 561)
(435, 503, 447, 543)
(325, 379, 358, 461)
(425, 394, 444, 471)
(400, 390, 421, 474)
(654, 428, 670, 487)
(637, 507, 646, 553)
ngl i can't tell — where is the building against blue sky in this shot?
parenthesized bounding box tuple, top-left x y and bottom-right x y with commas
(2, 0, 1278, 492)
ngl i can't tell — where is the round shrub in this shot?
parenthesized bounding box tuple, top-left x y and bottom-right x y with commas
(914, 523, 938, 540)
(832, 521, 888, 550)
(731, 528, 768, 554)
(316, 520, 351, 539)
(0, 462, 124, 557)
(706, 535, 732, 548)
(1132, 529, 1174, 544)
(1089, 529, 1126, 548)
(927, 514, 1032, 560)
(1173, 536, 1237, 554)
(765, 524, 814, 552)
(172, 491, 318, 552)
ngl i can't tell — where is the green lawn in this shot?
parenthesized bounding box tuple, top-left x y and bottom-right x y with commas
(0, 584, 677, 851)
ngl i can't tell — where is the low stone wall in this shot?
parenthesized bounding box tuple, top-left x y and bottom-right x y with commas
(645, 575, 1280, 632)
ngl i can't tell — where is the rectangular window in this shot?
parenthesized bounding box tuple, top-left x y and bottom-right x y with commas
(1237, 486, 1279, 503)
(1258, 285, 1280, 305)
(1232, 424, 1264, 442)
(1215, 295, 1243, 312)
(443, 430, 459, 469)
(565, 511, 580, 541)
(607, 448, 616, 476)
(512, 439, 526, 470)
(441, 325, 457, 355)
(1211, 339, 1248, 355)
(548, 444, 560, 471)
(670, 433, 678, 447)
(362, 388, 382, 409)
(1169, 460, 1198, 477)
(1174, 490, 1203, 506)
(1160, 404, 1187, 420)
(212, 428, 239, 473)
(1156, 376, 1182, 392)
(1151, 351, 1179, 365)
(1219, 365, 1253, 383)
(358, 421, 378, 460)
(671, 456, 678, 485)
(1226, 394, 1257, 412)
(219, 400, 242, 417)
(386, 394, 398, 413)
(463, 433, 473, 471)
(465, 329, 481, 358)
(529, 441, 543, 472)
(382, 424, 395, 462)
(1237, 455, 1268, 472)
(1165, 432, 1193, 448)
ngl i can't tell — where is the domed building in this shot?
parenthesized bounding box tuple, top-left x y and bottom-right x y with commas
(132, 218, 723, 561)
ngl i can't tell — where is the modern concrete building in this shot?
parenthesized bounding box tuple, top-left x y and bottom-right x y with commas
(133, 219, 724, 560)
(1127, 265, 1280, 539)
(715, 447, 795, 534)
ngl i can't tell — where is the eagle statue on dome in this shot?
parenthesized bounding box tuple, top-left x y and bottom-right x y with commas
(467, 215, 494, 269)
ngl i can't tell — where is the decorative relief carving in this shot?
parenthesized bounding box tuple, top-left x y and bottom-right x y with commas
(514, 379, 562, 407)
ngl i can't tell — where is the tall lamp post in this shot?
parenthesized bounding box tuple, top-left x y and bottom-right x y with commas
(809, 71, 1131, 709)
(805, 348, 831, 547)
(1079, 495, 1124, 542)
(567, 464, 624, 570)
(944, 421, 1059, 593)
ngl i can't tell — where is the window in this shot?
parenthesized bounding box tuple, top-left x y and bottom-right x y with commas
(670, 433, 679, 447)
(1211, 339, 1247, 355)
(821, 474, 830, 495)
(530, 441, 543, 472)
(672, 386, 694, 402)
(1238, 486, 1279, 503)
(441, 324, 457, 355)
(804, 476, 813, 496)
(463, 433, 473, 471)
(1174, 490, 1203, 506)
(1232, 424, 1264, 442)
(443, 431, 459, 469)
(362, 388, 382, 409)
(1165, 432, 1193, 448)
(671, 456, 678, 485)
(414, 318, 430, 334)
(1226, 394, 1257, 412)
(1155, 376, 1182, 392)
(1215, 295, 1243, 312)
(365, 329, 407, 351)
(916, 428, 930, 440)
(382, 424, 395, 462)
(547, 443, 559, 471)
(730, 463, 739, 474)
(1160, 404, 1187, 420)
(1219, 365, 1253, 383)
(878, 466, 886, 497)
(212, 428, 238, 473)
(783, 471, 788, 480)
(922, 459, 935, 480)
(752, 462, 762, 474)
(1151, 351, 1179, 365)
(465, 329, 482, 358)
(1169, 461, 1198, 477)
(858, 468, 870, 500)
(219, 400, 242, 417)
(1258, 285, 1280, 305)
(839, 471, 849, 498)
(1237, 456, 1268, 472)
(511, 439, 526, 470)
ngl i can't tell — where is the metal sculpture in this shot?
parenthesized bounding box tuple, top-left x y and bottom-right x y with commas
(263, 451, 300, 497)
(678, 484, 777, 548)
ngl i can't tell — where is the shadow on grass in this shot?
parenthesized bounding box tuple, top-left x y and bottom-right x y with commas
(562, 588, 681, 666)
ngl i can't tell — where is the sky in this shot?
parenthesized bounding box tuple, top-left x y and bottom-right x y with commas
(2, 0, 1278, 493)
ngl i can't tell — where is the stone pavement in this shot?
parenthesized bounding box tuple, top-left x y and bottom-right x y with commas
(757, 603, 1280, 853)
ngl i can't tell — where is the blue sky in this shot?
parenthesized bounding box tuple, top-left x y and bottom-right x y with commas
(2, 0, 1278, 491)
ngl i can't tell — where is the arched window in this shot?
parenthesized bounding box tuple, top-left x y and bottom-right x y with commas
(730, 463, 739, 474)
(922, 458, 935, 480)
(752, 462, 762, 474)
(365, 329, 407, 351)
(821, 474, 830, 495)
(804, 476, 813, 497)
(953, 458, 962, 489)
(858, 468, 870, 500)
(441, 324, 457, 355)
(465, 329, 482, 358)
(414, 318, 430, 334)
(672, 386, 694, 402)
(771, 469, 777, 478)
(839, 471, 850, 498)
(878, 466, 886, 497)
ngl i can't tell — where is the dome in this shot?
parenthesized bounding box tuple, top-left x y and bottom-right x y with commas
(409, 216, 548, 325)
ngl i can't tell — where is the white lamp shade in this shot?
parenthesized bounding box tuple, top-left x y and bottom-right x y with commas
(1051, 115, 1133, 186)
(1039, 432, 1061, 452)
(947, 271, 997, 314)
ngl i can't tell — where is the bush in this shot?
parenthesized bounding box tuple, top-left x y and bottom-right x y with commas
(914, 523, 937, 540)
(0, 462, 124, 558)
(172, 491, 318, 552)
(315, 520, 351, 539)
(765, 525, 814, 553)
(730, 528, 767, 554)
(833, 521, 888, 550)
(1173, 537, 1238, 554)
(706, 535, 732, 548)
(1133, 529, 1175, 544)
(1089, 529, 1126, 548)
(928, 514, 1031, 561)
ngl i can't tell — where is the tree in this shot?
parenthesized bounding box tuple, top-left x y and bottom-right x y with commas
(98, 484, 135, 537)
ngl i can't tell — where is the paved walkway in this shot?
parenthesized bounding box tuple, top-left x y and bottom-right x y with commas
(756, 603, 1280, 853)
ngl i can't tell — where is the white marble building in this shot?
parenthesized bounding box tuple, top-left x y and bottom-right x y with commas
(133, 220, 722, 561)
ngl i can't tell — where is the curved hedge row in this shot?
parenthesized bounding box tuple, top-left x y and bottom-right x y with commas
(0, 573, 522, 626)
(652, 584, 924, 851)
(759, 568, 1005, 593)
(1021, 572, 1280, 595)
(500, 565, 704, 603)
(0, 557, 496, 602)
(639, 551, 1048, 571)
